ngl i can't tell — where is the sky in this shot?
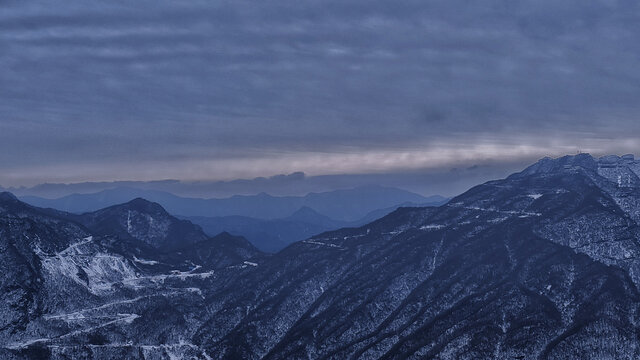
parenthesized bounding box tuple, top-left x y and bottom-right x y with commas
(1, 0, 640, 196)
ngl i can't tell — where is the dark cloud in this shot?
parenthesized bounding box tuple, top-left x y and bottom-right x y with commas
(1, 0, 640, 188)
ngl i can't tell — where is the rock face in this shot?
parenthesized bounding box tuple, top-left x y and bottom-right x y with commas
(3, 154, 640, 359)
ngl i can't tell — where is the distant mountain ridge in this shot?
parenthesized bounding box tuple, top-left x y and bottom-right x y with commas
(184, 200, 446, 252)
(21, 185, 445, 222)
(0, 172, 440, 199)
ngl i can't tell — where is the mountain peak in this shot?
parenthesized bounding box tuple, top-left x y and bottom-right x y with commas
(215, 231, 234, 238)
(77, 197, 208, 249)
(511, 153, 598, 178)
(289, 206, 322, 218)
(0, 191, 18, 202)
(210, 231, 260, 254)
(286, 206, 338, 225)
(123, 197, 167, 214)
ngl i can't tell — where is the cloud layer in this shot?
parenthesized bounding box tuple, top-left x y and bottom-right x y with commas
(1, 0, 640, 188)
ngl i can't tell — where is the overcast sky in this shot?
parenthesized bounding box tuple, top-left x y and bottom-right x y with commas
(1, 0, 640, 194)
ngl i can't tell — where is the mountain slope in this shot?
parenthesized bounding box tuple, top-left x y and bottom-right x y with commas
(0, 192, 91, 343)
(189, 154, 640, 359)
(184, 207, 349, 253)
(172, 232, 262, 270)
(0, 194, 262, 359)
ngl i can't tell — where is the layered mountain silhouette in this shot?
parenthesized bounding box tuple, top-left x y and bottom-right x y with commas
(20, 185, 443, 221)
(184, 202, 445, 252)
(22, 186, 446, 252)
(2, 154, 640, 359)
(183, 206, 345, 252)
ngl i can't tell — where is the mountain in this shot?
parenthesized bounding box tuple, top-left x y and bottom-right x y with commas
(0, 173, 458, 201)
(352, 200, 444, 224)
(57, 197, 262, 268)
(285, 206, 342, 228)
(186, 201, 446, 252)
(4, 154, 640, 358)
(0, 193, 262, 359)
(190, 153, 640, 358)
(20, 187, 188, 215)
(73, 198, 209, 249)
(184, 208, 348, 253)
(21, 186, 442, 222)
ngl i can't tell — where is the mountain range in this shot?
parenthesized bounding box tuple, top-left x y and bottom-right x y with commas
(2, 154, 640, 358)
(183, 202, 444, 252)
(21, 186, 446, 252)
(20, 185, 443, 222)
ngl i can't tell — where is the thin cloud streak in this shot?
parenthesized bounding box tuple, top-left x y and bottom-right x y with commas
(2, 138, 637, 188)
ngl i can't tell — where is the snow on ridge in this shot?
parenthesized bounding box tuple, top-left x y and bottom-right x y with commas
(36, 236, 139, 294)
(419, 224, 445, 230)
(133, 256, 159, 265)
(302, 240, 344, 249)
(37, 237, 213, 295)
(126, 210, 132, 233)
(40, 249, 139, 294)
(453, 204, 542, 217)
(6, 313, 141, 350)
(43, 296, 146, 323)
(488, 217, 509, 224)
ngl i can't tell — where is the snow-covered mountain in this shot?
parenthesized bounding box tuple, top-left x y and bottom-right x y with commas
(0, 196, 261, 359)
(72, 198, 210, 249)
(3, 154, 640, 359)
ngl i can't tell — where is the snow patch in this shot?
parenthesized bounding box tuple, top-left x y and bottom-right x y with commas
(419, 224, 445, 230)
(38, 238, 143, 294)
(8, 313, 140, 349)
(454, 204, 542, 217)
(488, 217, 509, 224)
(44, 296, 146, 323)
(302, 240, 343, 249)
(133, 256, 159, 265)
